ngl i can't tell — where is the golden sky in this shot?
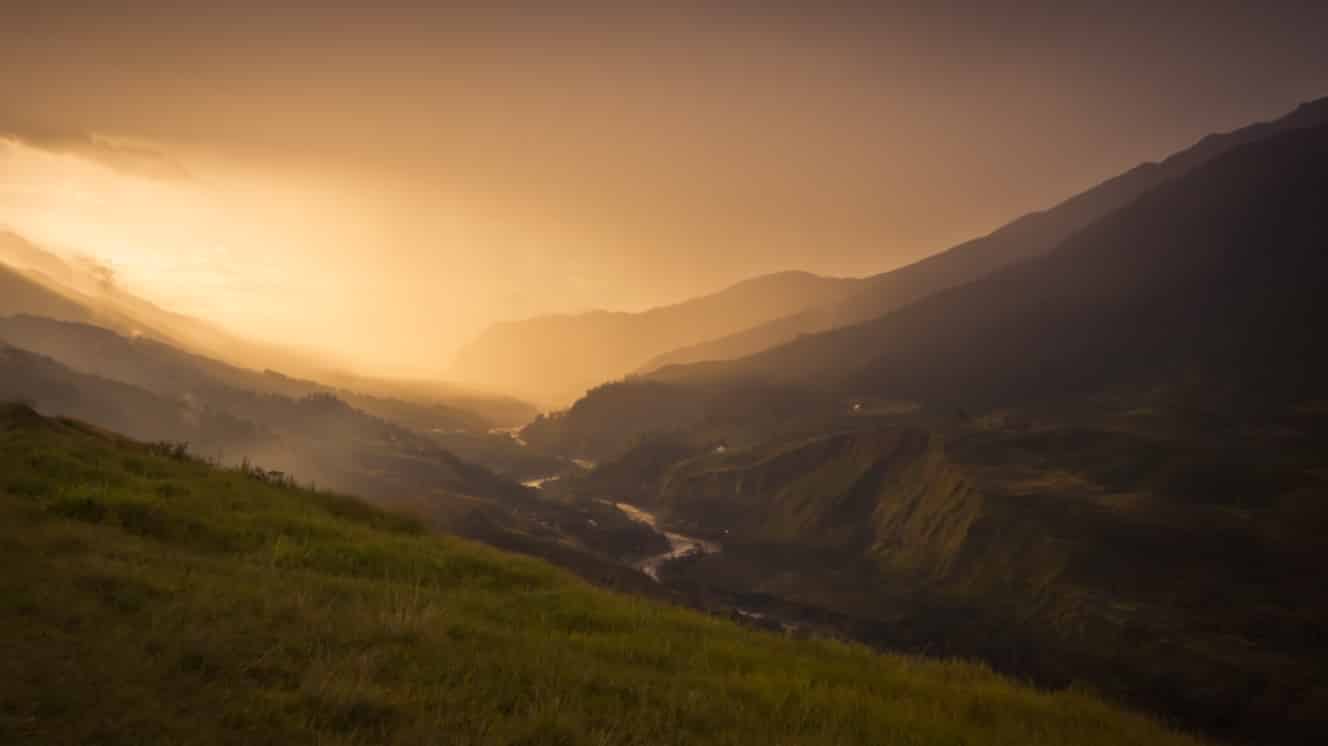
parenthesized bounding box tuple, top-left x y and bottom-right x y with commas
(2, 2, 1326, 377)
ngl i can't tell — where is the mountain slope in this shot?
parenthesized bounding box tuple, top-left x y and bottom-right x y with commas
(654, 122, 1328, 409)
(0, 404, 1202, 746)
(449, 270, 862, 403)
(643, 96, 1328, 371)
(649, 419, 1328, 744)
(0, 232, 537, 427)
(539, 119, 1328, 745)
(0, 263, 96, 325)
(0, 341, 527, 510)
(0, 315, 493, 433)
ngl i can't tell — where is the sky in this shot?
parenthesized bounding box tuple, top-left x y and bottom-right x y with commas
(2, 2, 1327, 376)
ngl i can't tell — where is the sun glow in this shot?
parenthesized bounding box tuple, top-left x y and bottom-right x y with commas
(0, 137, 386, 356)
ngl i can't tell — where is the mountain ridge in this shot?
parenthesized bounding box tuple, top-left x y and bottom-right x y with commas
(449, 269, 864, 404)
(641, 95, 1328, 373)
(0, 232, 537, 427)
(649, 121, 1328, 408)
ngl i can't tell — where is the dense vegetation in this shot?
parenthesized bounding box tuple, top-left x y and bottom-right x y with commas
(0, 404, 1203, 745)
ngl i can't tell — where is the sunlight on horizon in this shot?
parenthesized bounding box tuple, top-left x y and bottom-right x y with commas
(0, 135, 633, 380)
(0, 137, 457, 376)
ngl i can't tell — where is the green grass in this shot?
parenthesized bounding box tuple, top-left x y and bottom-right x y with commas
(0, 405, 1202, 745)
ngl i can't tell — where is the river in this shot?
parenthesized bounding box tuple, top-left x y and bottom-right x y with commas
(522, 474, 720, 581)
(521, 475, 560, 488)
(613, 502, 720, 581)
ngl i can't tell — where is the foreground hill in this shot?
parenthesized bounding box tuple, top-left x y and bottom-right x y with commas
(643, 96, 1328, 372)
(0, 404, 1200, 746)
(449, 271, 861, 404)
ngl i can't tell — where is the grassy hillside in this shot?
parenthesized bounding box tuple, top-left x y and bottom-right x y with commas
(0, 404, 1200, 745)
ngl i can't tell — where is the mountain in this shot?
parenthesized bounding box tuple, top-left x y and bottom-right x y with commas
(534, 121, 1328, 744)
(653, 122, 1328, 408)
(299, 369, 537, 429)
(0, 342, 261, 450)
(0, 315, 492, 431)
(0, 231, 537, 427)
(0, 234, 156, 334)
(0, 321, 679, 579)
(642, 96, 1328, 372)
(644, 414, 1328, 745)
(0, 230, 357, 381)
(0, 404, 1204, 746)
(0, 315, 565, 479)
(448, 270, 863, 404)
(0, 340, 528, 509)
(0, 262, 95, 324)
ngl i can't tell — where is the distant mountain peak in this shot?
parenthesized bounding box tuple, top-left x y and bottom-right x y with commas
(448, 269, 864, 404)
(640, 95, 1328, 375)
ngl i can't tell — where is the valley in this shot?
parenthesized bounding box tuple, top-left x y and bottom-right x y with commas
(492, 113, 1328, 745)
(3, 15, 1326, 742)
(610, 501, 720, 581)
(3, 404, 1207, 745)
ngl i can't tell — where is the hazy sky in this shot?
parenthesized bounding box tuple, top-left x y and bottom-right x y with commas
(2, 2, 1326, 375)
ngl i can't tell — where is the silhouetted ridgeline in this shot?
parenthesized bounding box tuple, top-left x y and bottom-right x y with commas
(449, 271, 863, 404)
(642, 96, 1328, 373)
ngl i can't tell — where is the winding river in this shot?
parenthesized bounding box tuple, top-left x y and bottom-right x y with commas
(522, 473, 720, 581)
(613, 502, 720, 581)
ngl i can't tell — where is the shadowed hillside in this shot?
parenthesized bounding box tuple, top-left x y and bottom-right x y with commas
(536, 120, 1328, 745)
(648, 416, 1328, 744)
(653, 123, 1328, 410)
(643, 96, 1328, 372)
